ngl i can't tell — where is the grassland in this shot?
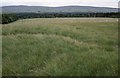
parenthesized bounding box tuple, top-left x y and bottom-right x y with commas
(0, 24, 2, 77)
(2, 18, 118, 76)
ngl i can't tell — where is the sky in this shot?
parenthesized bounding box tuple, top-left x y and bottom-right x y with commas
(1, 0, 120, 8)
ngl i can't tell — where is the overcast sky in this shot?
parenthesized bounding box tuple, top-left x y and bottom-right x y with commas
(1, 0, 120, 8)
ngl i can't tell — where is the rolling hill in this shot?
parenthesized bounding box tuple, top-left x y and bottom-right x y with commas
(1, 5, 118, 13)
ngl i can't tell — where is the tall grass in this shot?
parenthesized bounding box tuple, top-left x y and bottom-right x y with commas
(2, 18, 118, 76)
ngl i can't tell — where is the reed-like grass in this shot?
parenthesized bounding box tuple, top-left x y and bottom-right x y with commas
(2, 18, 118, 76)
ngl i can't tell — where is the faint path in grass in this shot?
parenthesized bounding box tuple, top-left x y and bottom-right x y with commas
(34, 34, 83, 46)
(3, 33, 85, 47)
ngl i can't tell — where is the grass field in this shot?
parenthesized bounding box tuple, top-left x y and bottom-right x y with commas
(0, 24, 2, 77)
(2, 18, 118, 76)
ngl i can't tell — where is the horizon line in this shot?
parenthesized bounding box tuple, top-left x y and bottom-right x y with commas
(1, 5, 119, 8)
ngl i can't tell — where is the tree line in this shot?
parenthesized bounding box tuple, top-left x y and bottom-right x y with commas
(1, 12, 120, 24)
(1, 14, 18, 24)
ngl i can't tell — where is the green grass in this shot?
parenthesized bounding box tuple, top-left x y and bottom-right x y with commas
(2, 18, 118, 76)
(0, 24, 2, 77)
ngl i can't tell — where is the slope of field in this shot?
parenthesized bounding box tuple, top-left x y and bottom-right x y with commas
(2, 18, 118, 76)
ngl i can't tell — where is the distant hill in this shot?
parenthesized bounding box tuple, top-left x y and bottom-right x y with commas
(1, 5, 118, 13)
